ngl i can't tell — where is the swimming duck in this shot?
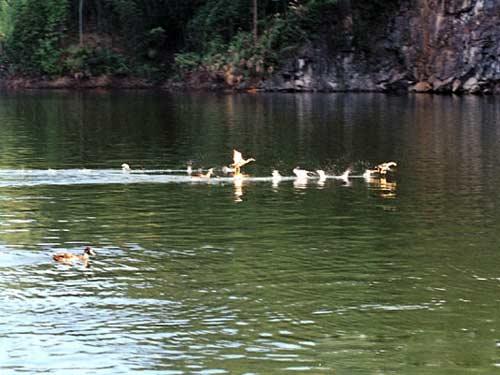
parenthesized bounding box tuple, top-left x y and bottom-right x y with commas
(293, 167, 312, 179)
(194, 168, 214, 179)
(375, 161, 397, 175)
(53, 246, 96, 267)
(364, 162, 397, 178)
(231, 149, 255, 177)
(335, 168, 351, 182)
(222, 166, 235, 174)
(121, 163, 131, 172)
(272, 170, 282, 181)
(316, 170, 327, 182)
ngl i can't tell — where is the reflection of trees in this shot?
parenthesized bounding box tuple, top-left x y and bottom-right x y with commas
(1, 93, 500, 373)
(0, 91, 193, 169)
(1, 92, 499, 249)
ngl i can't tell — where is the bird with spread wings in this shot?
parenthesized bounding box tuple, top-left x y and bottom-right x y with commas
(231, 149, 255, 177)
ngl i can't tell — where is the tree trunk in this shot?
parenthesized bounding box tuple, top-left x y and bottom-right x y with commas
(96, 0, 102, 33)
(79, 0, 84, 46)
(252, 0, 258, 44)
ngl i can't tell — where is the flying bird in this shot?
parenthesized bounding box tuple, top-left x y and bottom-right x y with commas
(231, 149, 255, 177)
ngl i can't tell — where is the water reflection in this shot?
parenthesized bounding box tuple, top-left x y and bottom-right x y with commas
(233, 177, 244, 202)
(293, 176, 308, 190)
(271, 170, 282, 189)
(0, 92, 499, 374)
(366, 176, 397, 198)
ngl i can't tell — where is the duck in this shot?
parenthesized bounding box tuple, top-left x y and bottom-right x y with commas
(316, 169, 327, 182)
(335, 168, 351, 182)
(293, 167, 312, 179)
(363, 162, 397, 178)
(375, 161, 397, 175)
(53, 246, 96, 267)
(363, 169, 373, 179)
(121, 163, 131, 173)
(272, 169, 282, 182)
(222, 166, 235, 174)
(194, 168, 214, 179)
(231, 149, 255, 177)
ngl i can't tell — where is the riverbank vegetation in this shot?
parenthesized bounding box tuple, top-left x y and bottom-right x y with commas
(0, 0, 374, 84)
(0, 0, 337, 79)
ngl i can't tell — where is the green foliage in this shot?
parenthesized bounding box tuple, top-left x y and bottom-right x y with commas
(0, 0, 402, 81)
(0, 0, 15, 37)
(134, 62, 163, 80)
(63, 45, 129, 76)
(174, 0, 342, 79)
(6, 0, 68, 75)
(174, 52, 202, 73)
(186, 0, 252, 51)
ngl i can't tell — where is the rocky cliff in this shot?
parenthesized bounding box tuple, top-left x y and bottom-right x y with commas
(263, 0, 500, 94)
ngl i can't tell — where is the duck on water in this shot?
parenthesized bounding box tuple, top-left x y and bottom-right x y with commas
(53, 246, 96, 267)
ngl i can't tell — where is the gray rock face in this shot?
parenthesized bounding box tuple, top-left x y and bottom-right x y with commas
(264, 0, 500, 94)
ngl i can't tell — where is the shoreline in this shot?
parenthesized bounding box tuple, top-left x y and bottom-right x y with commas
(0, 74, 498, 95)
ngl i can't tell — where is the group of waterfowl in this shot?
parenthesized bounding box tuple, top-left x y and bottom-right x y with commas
(185, 150, 256, 180)
(55, 151, 396, 267)
(122, 149, 398, 183)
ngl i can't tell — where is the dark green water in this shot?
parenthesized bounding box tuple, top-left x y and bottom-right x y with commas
(0, 92, 499, 374)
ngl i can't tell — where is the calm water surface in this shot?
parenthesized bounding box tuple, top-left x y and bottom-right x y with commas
(1, 92, 500, 374)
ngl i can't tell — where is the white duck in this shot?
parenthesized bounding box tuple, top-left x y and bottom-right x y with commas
(195, 168, 214, 179)
(271, 170, 283, 185)
(231, 149, 255, 177)
(222, 166, 235, 174)
(293, 167, 312, 179)
(364, 161, 397, 178)
(121, 163, 131, 173)
(316, 169, 327, 183)
(335, 168, 351, 183)
(376, 161, 397, 175)
(363, 169, 373, 179)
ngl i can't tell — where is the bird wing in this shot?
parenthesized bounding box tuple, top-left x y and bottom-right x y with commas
(233, 150, 243, 166)
(53, 253, 76, 262)
(294, 168, 309, 178)
(240, 158, 255, 167)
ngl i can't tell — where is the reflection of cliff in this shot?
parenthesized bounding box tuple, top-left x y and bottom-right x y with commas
(397, 95, 500, 233)
(265, 0, 500, 94)
(404, 95, 486, 190)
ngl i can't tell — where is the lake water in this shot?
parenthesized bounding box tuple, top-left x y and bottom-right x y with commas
(0, 91, 499, 374)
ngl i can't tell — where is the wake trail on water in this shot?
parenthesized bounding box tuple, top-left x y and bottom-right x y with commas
(0, 168, 369, 187)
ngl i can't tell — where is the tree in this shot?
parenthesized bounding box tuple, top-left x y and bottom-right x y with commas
(252, 0, 257, 44)
(79, 0, 84, 46)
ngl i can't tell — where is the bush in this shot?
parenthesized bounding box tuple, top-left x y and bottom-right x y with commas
(174, 52, 201, 73)
(6, 0, 68, 75)
(174, 0, 343, 80)
(63, 45, 130, 76)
